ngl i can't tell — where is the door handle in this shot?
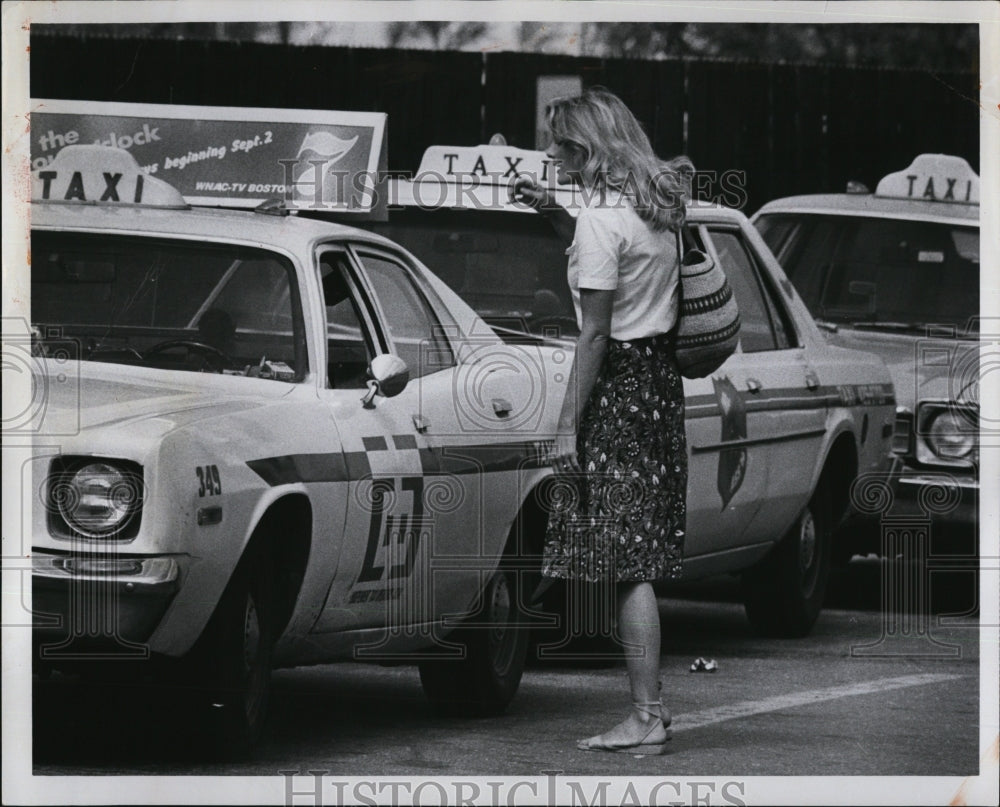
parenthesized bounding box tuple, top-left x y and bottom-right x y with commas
(492, 397, 513, 417)
(412, 414, 429, 433)
(805, 372, 820, 391)
(745, 378, 762, 394)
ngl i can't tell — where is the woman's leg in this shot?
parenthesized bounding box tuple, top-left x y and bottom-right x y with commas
(577, 581, 668, 749)
(619, 581, 661, 704)
(621, 580, 672, 727)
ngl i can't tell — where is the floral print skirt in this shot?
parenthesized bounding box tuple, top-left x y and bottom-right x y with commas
(542, 333, 687, 583)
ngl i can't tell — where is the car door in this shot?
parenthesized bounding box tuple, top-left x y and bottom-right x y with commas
(355, 245, 552, 632)
(678, 225, 769, 566)
(312, 244, 493, 644)
(699, 221, 828, 546)
(309, 246, 447, 638)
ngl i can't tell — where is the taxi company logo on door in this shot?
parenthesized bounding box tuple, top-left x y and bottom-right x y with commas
(714, 376, 748, 509)
(351, 477, 428, 603)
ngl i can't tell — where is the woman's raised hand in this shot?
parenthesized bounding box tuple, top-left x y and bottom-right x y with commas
(510, 174, 553, 212)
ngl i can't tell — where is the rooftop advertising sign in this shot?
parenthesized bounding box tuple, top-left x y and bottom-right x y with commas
(30, 99, 387, 214)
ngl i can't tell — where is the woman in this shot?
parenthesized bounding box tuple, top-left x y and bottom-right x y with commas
(513, 87, 692, 755)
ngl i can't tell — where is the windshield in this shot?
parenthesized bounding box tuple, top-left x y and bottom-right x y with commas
(366, 207, 580, 338)
(31, 231, 306, 380)
(756, 213, 979, 334)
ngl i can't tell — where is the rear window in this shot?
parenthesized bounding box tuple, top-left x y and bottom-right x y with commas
(756, 213, 979, 333)
(366, 208, 578, 336)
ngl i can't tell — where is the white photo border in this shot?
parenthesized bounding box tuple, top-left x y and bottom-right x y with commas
(3, 2, 998, 805)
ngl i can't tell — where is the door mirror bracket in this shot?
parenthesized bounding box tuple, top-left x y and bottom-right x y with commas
(361, 354, 409, 408)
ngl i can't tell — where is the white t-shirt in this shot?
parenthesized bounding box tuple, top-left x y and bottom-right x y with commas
(566, 199, 679, 341)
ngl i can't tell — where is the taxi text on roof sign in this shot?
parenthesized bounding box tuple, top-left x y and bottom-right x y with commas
(391, 142, 574, 214)
(32, 145, 187, 208)
(875, 153, 979, 204)
(416, 144, 559, 184)
(30, 99, 387, 214)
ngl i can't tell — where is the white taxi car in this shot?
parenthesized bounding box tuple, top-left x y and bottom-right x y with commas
(753, 155, 980, 557)
(27, 143, 892, 753)
(371, 144, 896, 622)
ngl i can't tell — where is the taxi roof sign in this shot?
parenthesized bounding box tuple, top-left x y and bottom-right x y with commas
(416, 144, 558, 185)
(875, 153, 979, 204)
(31, 145, 188, 208)
(396, 142, 578, 214)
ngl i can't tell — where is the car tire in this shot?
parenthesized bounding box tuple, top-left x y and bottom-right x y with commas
(741, 485, 832, 638)
(191, 550, 274, 756)
(418, 560, 529, 717)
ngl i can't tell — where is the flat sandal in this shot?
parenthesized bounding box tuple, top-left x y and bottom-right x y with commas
(577, 701, 670, 755)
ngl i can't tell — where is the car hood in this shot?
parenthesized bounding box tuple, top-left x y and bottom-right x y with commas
(35, 360, 288, 439)
(822, 328, 978, 410)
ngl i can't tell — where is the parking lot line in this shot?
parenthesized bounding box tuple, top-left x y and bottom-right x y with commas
(526, 670, 965, 732)
(669, 673, 965, 732)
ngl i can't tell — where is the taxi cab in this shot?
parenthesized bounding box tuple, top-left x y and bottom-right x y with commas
(26, 141, 893, 753)
(753, 155, 980, 556)
(369, 143, 895, 619)
(27, 144, 564, 752)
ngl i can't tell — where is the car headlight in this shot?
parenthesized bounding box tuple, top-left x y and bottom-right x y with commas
(915, 403, 978, 466)
(51, 460, 143, 538)
(927, 411, 974, 459)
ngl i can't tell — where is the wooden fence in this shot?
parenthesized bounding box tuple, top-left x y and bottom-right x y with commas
(30, 34, 978, 212)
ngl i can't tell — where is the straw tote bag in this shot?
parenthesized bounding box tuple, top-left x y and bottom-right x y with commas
(672, 230, 741, 378)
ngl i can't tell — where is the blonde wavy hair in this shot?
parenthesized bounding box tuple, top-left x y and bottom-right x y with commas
(545, 86, 694, 232)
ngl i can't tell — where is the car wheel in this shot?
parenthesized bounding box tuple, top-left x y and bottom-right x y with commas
(741, 485, 832, 638)
(192, 551, 274, 756)
(418, 562, 529, 716)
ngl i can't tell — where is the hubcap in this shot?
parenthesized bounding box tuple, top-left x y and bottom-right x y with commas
(798, 509, 818, 592)
(487, 572, 515, 675)
(242, 595, 264, 720)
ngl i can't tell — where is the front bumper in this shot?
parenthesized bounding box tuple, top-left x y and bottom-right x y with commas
(891, 468, 978, 526)
(839, 465, 978, 557)
(32, 552, 180, 656)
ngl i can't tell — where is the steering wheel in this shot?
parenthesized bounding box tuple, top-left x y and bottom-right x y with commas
(528, 315, 579, 338)
(144, 340, 234, 372)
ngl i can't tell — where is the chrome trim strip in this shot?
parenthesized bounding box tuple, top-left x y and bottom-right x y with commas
(691, 427, 828, 454)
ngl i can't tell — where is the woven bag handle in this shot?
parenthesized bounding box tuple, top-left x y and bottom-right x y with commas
(671, 227, 684, 340)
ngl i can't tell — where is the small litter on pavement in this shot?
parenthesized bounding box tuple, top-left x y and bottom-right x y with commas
(690, 657, 718, 673)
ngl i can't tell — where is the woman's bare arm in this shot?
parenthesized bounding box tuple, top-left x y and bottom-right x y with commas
(553, 287, 614, 472)
(510, 176, 576, 246)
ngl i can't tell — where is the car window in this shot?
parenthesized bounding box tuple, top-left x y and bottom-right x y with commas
(704, 227, 792, 352)
(366, 208, 577, 336)
(31, 231, 305, 379)
(756, 215, 842, 312)
(756, 213, 979, 332)
(354, 249, 455, 378)
(366, 210, 711, 341)
(319, 251, 374, 390)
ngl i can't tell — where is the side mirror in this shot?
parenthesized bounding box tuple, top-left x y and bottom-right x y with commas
(361, 354, 409, 408)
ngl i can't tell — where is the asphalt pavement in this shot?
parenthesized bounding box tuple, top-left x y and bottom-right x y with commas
(31, 557, 982, 779)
